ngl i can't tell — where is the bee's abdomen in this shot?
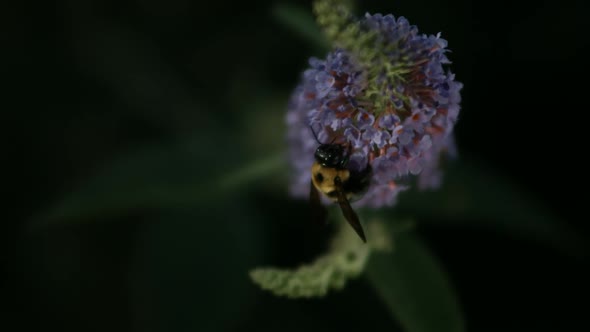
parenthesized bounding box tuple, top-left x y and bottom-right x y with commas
(345, 166, 372, 194)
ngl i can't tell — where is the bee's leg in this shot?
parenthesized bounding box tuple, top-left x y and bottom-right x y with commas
(340, 144, 353, 168)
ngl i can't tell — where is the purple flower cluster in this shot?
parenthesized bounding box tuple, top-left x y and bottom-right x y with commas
(286, 13, 463, 208)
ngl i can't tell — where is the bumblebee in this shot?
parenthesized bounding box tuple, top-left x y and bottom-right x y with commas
(309, 137, 371, 243)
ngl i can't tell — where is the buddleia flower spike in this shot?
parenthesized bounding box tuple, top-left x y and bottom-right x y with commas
(286, 0, 463, 211)
(251, 0, 462, 298)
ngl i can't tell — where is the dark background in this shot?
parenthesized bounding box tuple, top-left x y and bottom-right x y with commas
(3, 0, 589, 331)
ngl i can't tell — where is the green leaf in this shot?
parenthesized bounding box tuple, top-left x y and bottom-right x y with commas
(366, 233, 465, 332)
(250, 218, 392, 298)
(395, 159, 586, 256)
(272, 2, 329, 52)
(32, 132, 285, 228)
(217, 153, 285, 190)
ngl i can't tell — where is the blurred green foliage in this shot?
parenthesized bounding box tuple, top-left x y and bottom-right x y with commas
(367, 233, 464, 332)
(250, 218, 392, 298)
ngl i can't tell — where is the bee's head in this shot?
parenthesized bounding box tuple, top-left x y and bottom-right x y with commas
(310, 126, 350, 168)
(314, 144, 347, 168)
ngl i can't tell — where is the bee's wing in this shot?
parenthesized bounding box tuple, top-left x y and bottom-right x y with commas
(309, 180, 328, 225)
(334, 177, 367, 243)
